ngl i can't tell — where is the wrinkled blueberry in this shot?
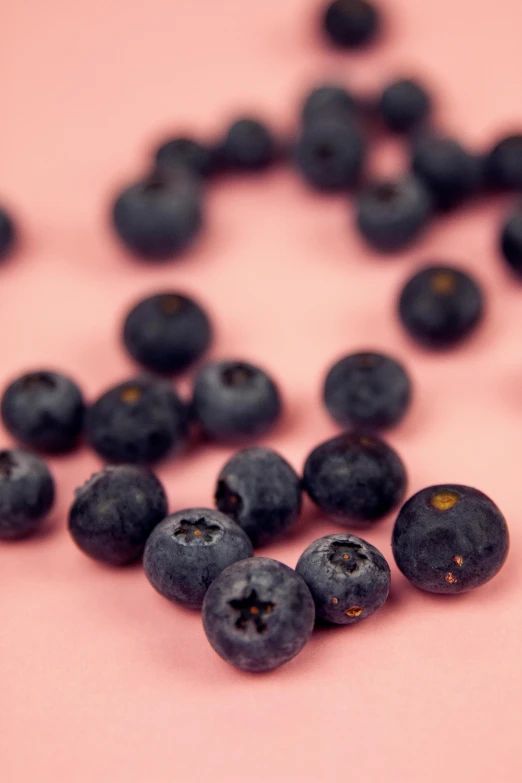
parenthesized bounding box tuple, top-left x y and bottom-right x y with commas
(0, 206, 15, 261)
(0, 449, 55, 540)
(202, 557, 315, 672)
(144, 508, 253, 608)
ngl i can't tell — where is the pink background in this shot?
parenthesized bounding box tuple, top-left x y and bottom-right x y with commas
(2, 0, 522, 780)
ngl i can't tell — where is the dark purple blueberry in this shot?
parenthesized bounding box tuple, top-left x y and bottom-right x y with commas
(144, 508, 253, 608)
(296, 533, 390, 624)
(301, 84, 358, 125)
(0, 449, 55, 540)
(398, 264, 484, 349)
(378, 78, 431, 133)
(202, 557, 315, 672)
(1, 370, 85, 454)
(0, 206, 15, 261)
(154, 136, 215, 178)
(303, 432, 407, 525)
(218, 118, 275, 171)
(324, 351, 411, 430)
(500, 207, 522, 277)
(295, 117, 365, 191)
(215, 447, 301, 548)
(86, 377, 188, 464)
(322, 0, 380, 49)
(485, 134, 522, 190)
(68, 466, 168, 565)
(392, 485, 509, 594)
(123, 291, 212, 375)
(411, 133, 482, 210)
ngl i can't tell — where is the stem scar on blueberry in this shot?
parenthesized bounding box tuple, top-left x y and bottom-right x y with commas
(120, 385, 142, 404)
(430, 271, 457, 295)
(331, 597, 339, 605)
(159, 294, 183, 314)
(356, 353, 378, 368)
(430, 491, 459, 511)
(445, 573, 458, 584)
(174, 517, 221, 542)
(345, 606, 363, 617)
(372, 182, 400, 203)
(21, 372, 56, 390)
(221, 364, 256, 387)
(215, 479, 243, 518)
(453, 555, 463, 567)
(229, 589, 276, 633)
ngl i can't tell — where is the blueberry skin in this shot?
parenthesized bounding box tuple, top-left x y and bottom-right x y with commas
(155, 136, 215, 179)
(301, 84, 358, 125)
(303, 432, 407, 525)
(378, 78, 431, 133)
(485, 134, 522, 190)
(324, 351, 411, 430)
(123, 291, 212, 375)
(218, 118, 275, 171)
(192, 360, 282, 442)
(392, 485, 509, 594)
(86, 377, 188, 464)
(356, 176, 432, 252)
(202, 557, 315, 672)
(0, 449, 55, 540)
(500, 209, 522, 277)
(295, 118, 365, 191)
(0, 207, 15, 261)
(68, 466, 167, 565)
(112, 171, 203, 261)
(296, 534, 390, 624)
(215, 447, 302, 548)
(1, 371, 85, 454)
(398, 264, 484, 350)
(144, 508, 253, 608)
(412, 134, 482, 210)
(322, 0, 380, 49)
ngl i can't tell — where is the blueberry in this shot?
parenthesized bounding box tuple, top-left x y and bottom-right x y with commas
(1, 371, 85, 454)
(192, 360, 282, 442)
(398, 264, 484, 349)
(218, 118, 275, 171)
(378, 78, 431, 133)
(301, 84, 358, 125)
(144, 508, 253, 608)
(86, 377, 188, 464)
(0, 206, 15, 261)
(324, 351, 411, 430)
(392, 485, 509, 594)
(68, 466, 167, 565)
(500, 208, 522, 277)
(215, 447, 302, 548)
(202, 557, 315, 672)
(0, 449, 55, 540)
(322, 0, 380, 49)
(154, 136, 215, 179)
(303, 432, 407, 525)
(485, 134, 522, 190)
(296, 533, 390, 624)
(355, 176, 432, 252)
(123, 291, 212, 375)
(411, 134, 482, 210)
(111, 170, 203, 260)
(295, 118, 365, 191)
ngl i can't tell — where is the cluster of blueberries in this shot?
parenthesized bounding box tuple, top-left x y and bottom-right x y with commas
(0, 0, 514, 672)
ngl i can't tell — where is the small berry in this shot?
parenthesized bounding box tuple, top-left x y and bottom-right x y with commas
(324, 351, 411, 430)
(144, 508, 253, 608)
(202, 557, 315, 672)
(0, 449, 55, 540)
(378, 78, 431, 133)
(295, 118, 365, 191)
(0, 206, 15, 260)
(398, 264, 484, 349)
(112, 171, 203, 260)
(68, 466, 168, 565)
(192, 360, 282, 441)
(303, 432, 407, 524)
(154, 136, 215, 178)
(215, 447, 302, 548)
(1, 370, 85, 453)
(123, 291, 212, 375)
(500, 208, 522, 277)
(86, 377, 188, 464)
(392, 485, 509, 593)
(411, 134, 482, 210)
(301, 84, 357, 125)
(356, 176, 432, 252)
(322, 0, 380, 49)
(296, 533, 390, 624)
(218, 118, 275, 171)
(485, 134, 522, 190)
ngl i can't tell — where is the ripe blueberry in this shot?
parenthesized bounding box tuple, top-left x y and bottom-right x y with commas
(378, 78, 431, 133)
(322, 0, 380, 49)
(411, 134, 482, 210)
(154, 136, 215, 179)
(295, 117, 365, 191)
(499, 208, 522, 277)
(0, 449, 55, 540)
(301, 84, 358, 125)
(218, 118, 275, 171)
(485, 134, 522, 190)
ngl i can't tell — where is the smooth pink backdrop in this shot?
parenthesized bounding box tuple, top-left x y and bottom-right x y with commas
(2, 1, 522, 781)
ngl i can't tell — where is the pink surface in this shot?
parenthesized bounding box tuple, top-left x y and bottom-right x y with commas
(2, 0, 522, 780)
